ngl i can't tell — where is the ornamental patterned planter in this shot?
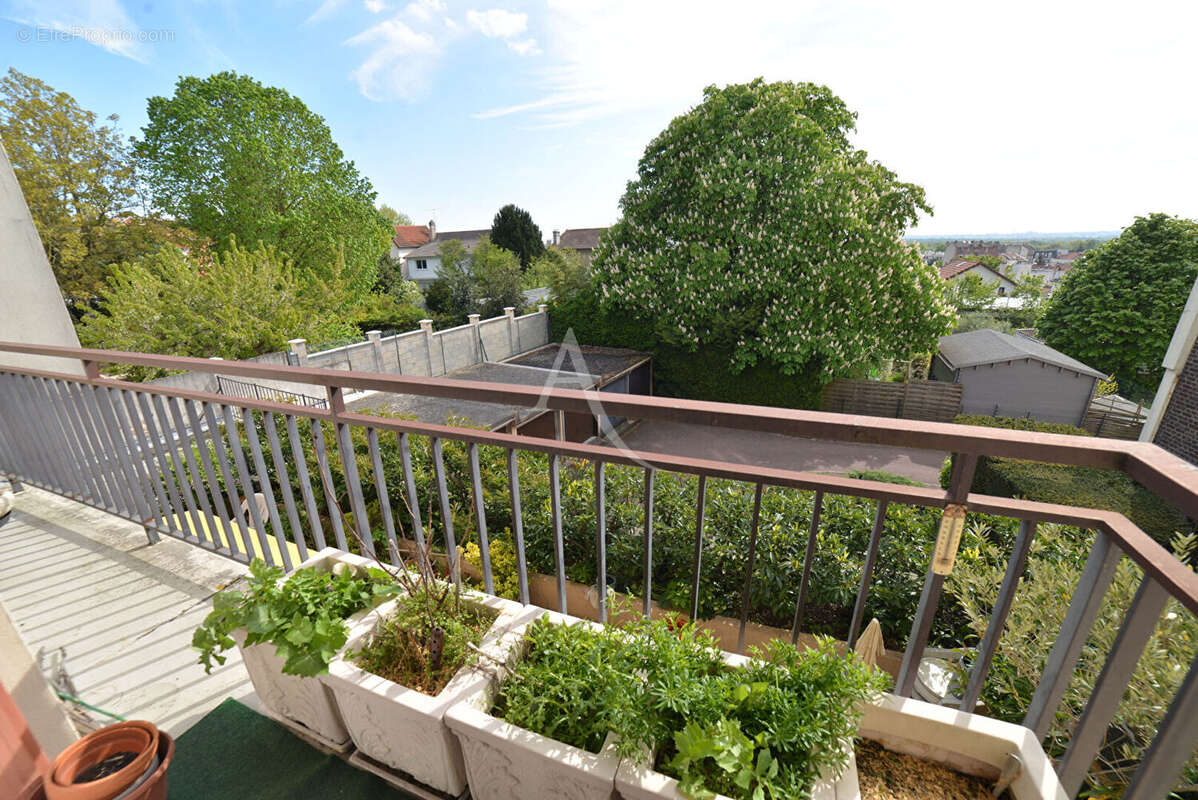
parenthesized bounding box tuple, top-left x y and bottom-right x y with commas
(233, 547, 380, 750)
(324, 590, 538, 796)
(857, 693, 1068, 800)
(444, 610, 625, 800)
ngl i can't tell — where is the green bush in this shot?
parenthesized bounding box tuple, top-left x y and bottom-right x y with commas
(946, 415, 1191, 544)
(845, 469, 923, 487)
(549, 288, 824, 409)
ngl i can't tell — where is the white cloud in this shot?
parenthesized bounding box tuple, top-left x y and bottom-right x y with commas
(506, 37, 539, 56)
(345, 16, 442, 100)
(307, 0, 347, 23)
(364, 0, 388, 13)
(5, 0, 150, 61)
(466, 8, 527, 38)
(404, 0, 446, 22)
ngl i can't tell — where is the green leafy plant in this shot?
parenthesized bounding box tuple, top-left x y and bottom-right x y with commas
(192, 558, 399, 677)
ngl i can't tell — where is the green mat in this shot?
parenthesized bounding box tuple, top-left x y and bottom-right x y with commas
(167, 698, 417, 799)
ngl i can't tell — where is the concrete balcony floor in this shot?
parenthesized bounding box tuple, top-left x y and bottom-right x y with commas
(0, 486, 257, 737)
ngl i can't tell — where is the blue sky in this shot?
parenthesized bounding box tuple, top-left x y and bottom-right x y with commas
(3, 0, 1196, 236)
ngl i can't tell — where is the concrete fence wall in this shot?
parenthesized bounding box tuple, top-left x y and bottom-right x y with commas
(146, 308, 551, 405)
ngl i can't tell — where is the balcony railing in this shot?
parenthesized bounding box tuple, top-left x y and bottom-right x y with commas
(0, 341, 1195, 798)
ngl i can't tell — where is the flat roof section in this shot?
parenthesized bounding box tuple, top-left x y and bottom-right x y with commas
(506, 344, 651, 384)
(346, 361, 598, 430)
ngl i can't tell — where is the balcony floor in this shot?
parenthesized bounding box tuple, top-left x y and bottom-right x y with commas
(0, 486, 257, 737)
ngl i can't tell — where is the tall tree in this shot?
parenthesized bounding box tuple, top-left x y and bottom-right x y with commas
(471, 237, 524, 316)
(489, 204, 544, 268)
(377, 205, 413, 225)
(1039, 213, 1198, 387)
(134, 71, 390, 298)
(0, 68, 140, 307)
(593, 79, 953, 377)
(79, 239, 358, 379)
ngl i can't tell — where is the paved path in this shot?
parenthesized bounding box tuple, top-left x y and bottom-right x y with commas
(617, 420, 947, 486)
(0, 487, 256, 737)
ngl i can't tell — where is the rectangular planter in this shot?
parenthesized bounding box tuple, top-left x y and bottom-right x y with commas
(857, 693, 1068, 800)
(324, 589, 539, 796)
(444, 610, 625, 800)
(234, 547, 381, 750)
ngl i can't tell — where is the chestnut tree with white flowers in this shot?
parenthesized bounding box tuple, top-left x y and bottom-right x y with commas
(592, 80, 955, 378)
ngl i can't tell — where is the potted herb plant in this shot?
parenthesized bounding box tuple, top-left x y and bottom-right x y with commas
(192, 547, 399, 749)
(322, 550, 538, 796)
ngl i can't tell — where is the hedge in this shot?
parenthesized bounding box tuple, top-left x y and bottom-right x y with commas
(945, 415, 1191, 544)
(548, 289, 824, 409)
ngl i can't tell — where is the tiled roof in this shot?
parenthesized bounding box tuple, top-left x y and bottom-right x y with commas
(558, 228, 605, 250)
(939, 259, 1014, 285)
(393, 225, 431, 248)
(405, 229, 490, 259)
(938, 329, 1105, 378)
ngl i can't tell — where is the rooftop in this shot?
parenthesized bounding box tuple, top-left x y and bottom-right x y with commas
(938, 328, 1107, 378)
(557, 227, 606, 250)
(505, 343, 650, 383)
(391, 224, 431, 248)
(405, 229, 490, 259)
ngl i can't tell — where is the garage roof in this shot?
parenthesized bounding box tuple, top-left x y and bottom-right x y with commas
(938, 329, 1106, 379)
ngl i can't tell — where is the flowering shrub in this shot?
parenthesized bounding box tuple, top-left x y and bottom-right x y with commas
(592, 79, 955, 379)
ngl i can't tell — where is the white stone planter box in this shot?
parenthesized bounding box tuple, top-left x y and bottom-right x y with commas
(444, 610, 626, 800)
(234, 547, 380, 750)
(858, 693, 1068, 800)
(324, 589, 538, 796)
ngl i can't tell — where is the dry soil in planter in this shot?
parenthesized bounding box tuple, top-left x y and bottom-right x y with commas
(857, 739, 1009, 800)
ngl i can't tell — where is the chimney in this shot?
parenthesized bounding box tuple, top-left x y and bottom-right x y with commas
(428, 219, 436, 240)
(552, 229, 560, 246)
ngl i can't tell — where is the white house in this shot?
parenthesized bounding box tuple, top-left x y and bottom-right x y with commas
(401, 224, 489, 287)
(939, 258, 1018, 295)
(389, 221, 433, 263)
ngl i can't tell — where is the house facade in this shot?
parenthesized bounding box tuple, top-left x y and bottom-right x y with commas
(401, 225, 489, 287)
(1142, 275, 1198, 463)
(389, 222, 432, 263)
(939, 259, 1018, 295)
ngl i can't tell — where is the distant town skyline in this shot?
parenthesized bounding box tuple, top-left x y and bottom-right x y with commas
(3, 0, 1196, 237)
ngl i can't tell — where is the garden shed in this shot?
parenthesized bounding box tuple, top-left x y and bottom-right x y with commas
(932, 329, 1106, 425)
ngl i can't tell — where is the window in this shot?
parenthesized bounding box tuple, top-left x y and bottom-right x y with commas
(414, 259, 428, 271)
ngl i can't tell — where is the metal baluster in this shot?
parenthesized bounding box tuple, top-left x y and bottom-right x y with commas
(86, 383, 141, 518)
(117, 390, 170, 539)
(1023, 530, 1122, 739)
(222, 405, 274, 563)
(0, 375, 35, 485)
(595, 461, 608, 623)
(151, 394, 203, 543)
(688, 475, 708, 623)
(432, 437, 456, 582)
(468, 442, 493, 595)
(960, 520, 1035, 710)
(50, 379, 106, 508)
(183, 399, 234, 550)
(397, 432, 428, 572)
(847, 500, 889, 648)
(286, 416, 326, 551)
(551, 454, 567, 613)
(242, 408, 294, 570)
(310, 419, 347, 550)
(35, 378, 89, 501)
(507, 448, 529, 605)
(96, 386, 156, 528)
(367, 428, 399, 564)
(737, 483, 765, 653)
(1121, 657, 1198, 800)
(166, 396, 219, 549)
(264, 412, 309, 563)
(14, 375, 68, 492)
(137, 392, 189, 544)
(791, 490, 823, 644)
(327, 387, 372, 554)
(1057, 576, 1170, 796)
(202, 402, 252, 561)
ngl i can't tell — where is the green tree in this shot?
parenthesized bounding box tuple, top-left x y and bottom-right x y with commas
(134, 71, 390, 297)
(425, 239, 475, 318)
(1039, 214, 1198, 386)
(593, 79, 953, 378)
(0, 68, 140, 307)
(377, 205, 412, 225)
(944, 273, 997, 311)
(489, 203, 544, 268)
(530, 245, 589, 300)
(79, 239, 358, 378)
(471, 237, 524, 316)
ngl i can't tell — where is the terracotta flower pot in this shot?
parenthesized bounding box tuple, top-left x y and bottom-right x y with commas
(114, 732, 174, 800)
(46, 721, 159, 800)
